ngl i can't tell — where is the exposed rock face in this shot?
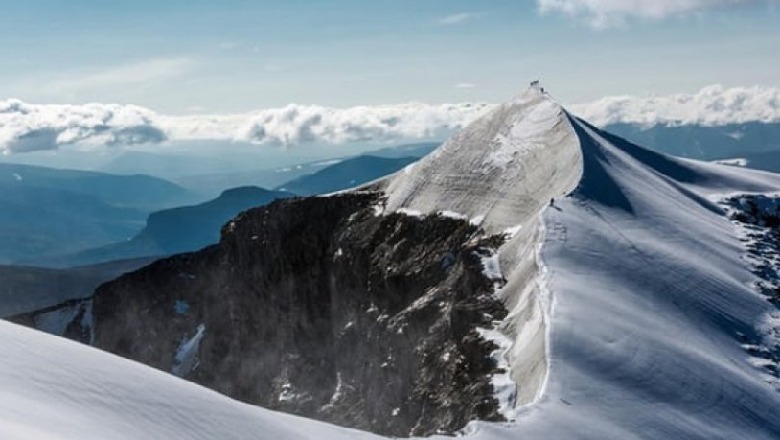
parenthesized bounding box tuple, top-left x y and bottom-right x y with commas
(87, 192, 509, 436)
(722, 195, 780, 385)
(9, 297, 93, 342)
(724, 195, 780, 305)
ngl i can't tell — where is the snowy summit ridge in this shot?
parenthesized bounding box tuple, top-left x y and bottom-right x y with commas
(3, 85, 780, 439)
(378, 84, 780, 437)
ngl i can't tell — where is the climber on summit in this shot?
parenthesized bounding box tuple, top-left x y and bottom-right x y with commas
(530, 80, 545, 93)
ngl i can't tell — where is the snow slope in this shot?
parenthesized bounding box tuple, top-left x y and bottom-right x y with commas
(381, 87, 583, 406)
(0, 319, 382, 440)
(508, 117, 780, 439)
(380, 87, 780, 438)
(3, 87, 780, 439)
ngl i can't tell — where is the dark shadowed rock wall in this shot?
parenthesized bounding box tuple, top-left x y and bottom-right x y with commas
(85, 193, 508, 436)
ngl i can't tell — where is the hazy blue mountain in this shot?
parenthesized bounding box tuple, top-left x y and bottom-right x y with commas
(0, 257, 155, 317)
(711, 149, 780, 174)
(276, 155, 418, 196)
(604, 121, 780, 161)
(363, 142, 439, 159)
(47, 186, 294, 267)
(173, 159, 342, 199)
(0, 149, 121, 171)
(174, 143, 438, 198)
(138, 186, 294, 253)
(0, 163, 201, 264)
(99, 150, 269, 179)
(0, 162, 198, 211)
(0, 187, 146, 264)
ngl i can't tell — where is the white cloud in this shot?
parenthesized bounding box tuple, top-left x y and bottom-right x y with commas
(455, 83, 477, 89)
(0, 100, 166, 153)
(175, 103, 492, 146)
(537, 0, 767, 27)
(0, 100, 491, 153)
(436, 12, 477, 25)
(3, 84, 779, 153)
(569, 85, 780, 127)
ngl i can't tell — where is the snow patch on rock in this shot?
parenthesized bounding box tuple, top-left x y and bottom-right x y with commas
(476, 326, 517, 420)
(172, 324, 205, 377)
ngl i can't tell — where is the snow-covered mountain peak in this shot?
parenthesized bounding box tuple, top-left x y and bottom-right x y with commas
(376, 88, 780, 437)
(381, 87, 581, 235)
(5, 87, 780, 439)
(510, 82, 549, 104)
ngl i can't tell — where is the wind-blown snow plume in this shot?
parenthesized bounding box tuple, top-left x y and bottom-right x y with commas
(538, 0, 768, 27)
(570, 84, 780, 127)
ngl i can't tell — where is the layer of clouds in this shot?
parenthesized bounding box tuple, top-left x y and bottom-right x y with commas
(3, 84, 779, 153)
(163, 103, 492, 146)
(570, 85, 780, 127)
(537, 0, 765, 27)
(0, 100, 491, 153)
(0, 100, 165, 153)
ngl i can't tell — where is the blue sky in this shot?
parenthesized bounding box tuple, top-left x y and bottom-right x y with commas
(2, 0, 779, 113)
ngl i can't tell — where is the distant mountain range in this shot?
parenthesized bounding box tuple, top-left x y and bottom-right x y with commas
(364, 142, 439, 159)
(174, 143, 439, 198)
(604, 121, 780, 161)
(0, 163, 197, 264)
(0, 162, 197, 211)
(0, 257, 154, 318)
(4, 145, 433, 267)
(276, 155, 418, 196)
(39, 186, 293, 267)
(711, 150, 780, 174)
(172, 159, 341, 199)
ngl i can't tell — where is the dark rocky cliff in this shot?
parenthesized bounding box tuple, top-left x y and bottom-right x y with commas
(75, 192, 509, 436)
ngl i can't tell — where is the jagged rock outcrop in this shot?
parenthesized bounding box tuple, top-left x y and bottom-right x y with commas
(85, 192, 509, 436)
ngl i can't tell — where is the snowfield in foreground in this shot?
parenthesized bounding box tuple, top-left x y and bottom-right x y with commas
(0, 319, 383, 440)
(3, 87, 780, 439)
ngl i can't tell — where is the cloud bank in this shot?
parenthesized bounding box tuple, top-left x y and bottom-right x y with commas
(164, 103, 492, 146)
(2, 85, 779, 153)
(0, 99, 165, 153)
(0, 100, 491, 153)
(537, 0, 766, 27)
(570, 85, 780, 127)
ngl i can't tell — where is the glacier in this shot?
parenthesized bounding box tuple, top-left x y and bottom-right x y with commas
(3, 86, 780, 439)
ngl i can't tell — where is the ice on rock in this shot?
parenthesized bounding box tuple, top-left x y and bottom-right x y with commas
(172, 324, 205, 377)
